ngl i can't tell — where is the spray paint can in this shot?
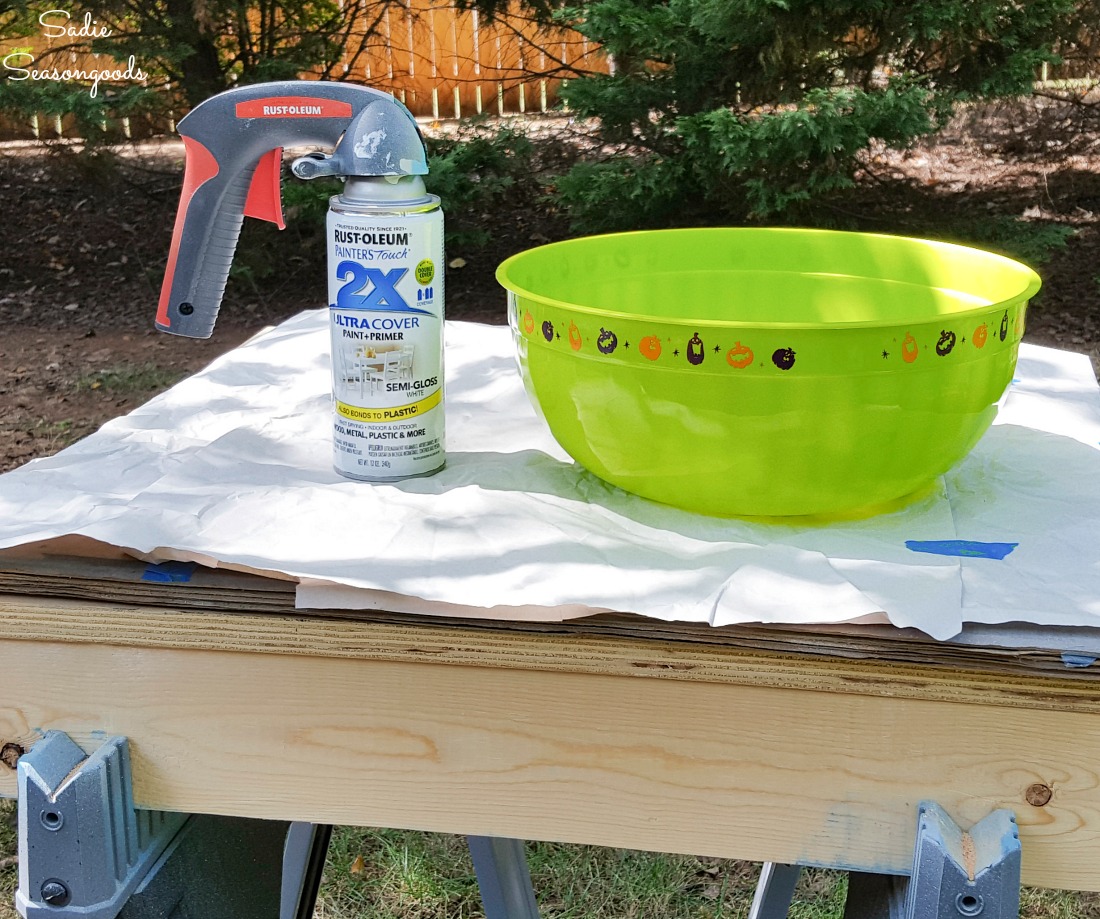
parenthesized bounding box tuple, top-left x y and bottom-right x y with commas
(154, 81, 444, 478)
(327, 175, 445, 481)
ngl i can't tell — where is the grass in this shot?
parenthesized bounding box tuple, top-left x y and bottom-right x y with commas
(1022, 888, 1100, 918)
(0, 801, 14, 919)
(22, 418, 79, 452)
(74, 363, 187, 395)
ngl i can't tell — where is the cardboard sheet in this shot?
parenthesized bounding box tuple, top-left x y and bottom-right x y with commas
(1, 309, 1099, 640)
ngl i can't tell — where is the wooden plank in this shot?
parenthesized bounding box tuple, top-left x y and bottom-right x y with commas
(0, 635, 1097, 890)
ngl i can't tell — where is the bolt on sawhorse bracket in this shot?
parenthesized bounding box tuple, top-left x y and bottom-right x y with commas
(15, 731, 541, 919)
(748, 802, 1023, 919)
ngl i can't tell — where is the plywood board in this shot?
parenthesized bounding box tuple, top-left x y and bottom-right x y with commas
(1, 553, 1097, 685)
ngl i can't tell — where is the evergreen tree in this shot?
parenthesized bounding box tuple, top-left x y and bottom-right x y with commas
(555, 0, 1076, 229)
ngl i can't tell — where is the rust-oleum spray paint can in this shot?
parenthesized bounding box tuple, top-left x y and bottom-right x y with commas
(154, 81, 445, 480)
(327, 175, 445, 481)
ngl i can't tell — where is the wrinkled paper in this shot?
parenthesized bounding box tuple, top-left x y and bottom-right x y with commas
(2, 309, 1099, 640)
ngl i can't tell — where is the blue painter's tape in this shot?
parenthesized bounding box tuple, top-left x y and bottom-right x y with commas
(1061, 652, 1098, 669)
(141, 561, 196, 583)
(905, 540, 1018, 560)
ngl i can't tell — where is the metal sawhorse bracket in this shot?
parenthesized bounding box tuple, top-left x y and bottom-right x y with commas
(749, 802, 1023, 919)
(14, 731, 540, 919)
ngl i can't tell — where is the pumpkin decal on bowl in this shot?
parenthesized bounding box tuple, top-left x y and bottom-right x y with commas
(541, 320, 555, 342)
(772, 347, 796, 371)
(726, 341, 754, 369)
(935, 330, 956, 357)
(639, 335, 662, 361)
(569, 321, 583, 351)
(902, 332, 919, 364)
(523, 310, 535, 334)
(687, 333, 705, 366)
(597, 327, 618, 354)
(973, 322, 988, 349)
(999, 310, 1009, 342)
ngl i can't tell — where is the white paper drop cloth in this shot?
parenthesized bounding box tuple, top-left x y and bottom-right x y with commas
(1, 309, 1099, 641)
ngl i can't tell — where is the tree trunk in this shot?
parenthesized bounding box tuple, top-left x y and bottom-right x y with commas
(165, 0, 227, 110)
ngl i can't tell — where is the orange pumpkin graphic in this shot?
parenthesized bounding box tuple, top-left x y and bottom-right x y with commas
(973, 323, 988, 349)
(523, 310, 535, 334)
(902, 332, 919, 364)
(726, 341, 754, 368)
(639, 335, 662, 361)
(568, 321, 583, 351)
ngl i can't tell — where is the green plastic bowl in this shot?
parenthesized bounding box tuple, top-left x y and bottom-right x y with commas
(496, 228, 1042, 518)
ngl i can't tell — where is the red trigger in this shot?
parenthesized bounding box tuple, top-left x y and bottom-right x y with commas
(244, 147, 286, 229)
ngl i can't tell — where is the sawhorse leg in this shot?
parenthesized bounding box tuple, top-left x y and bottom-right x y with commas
(467, 836, 542, 919)
(750, 862, 801, 918)
(281, 823, 333, 919)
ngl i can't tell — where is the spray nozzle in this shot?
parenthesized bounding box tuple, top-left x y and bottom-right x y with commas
(291, 98, 428, 182)
(290, 152, 337, 180)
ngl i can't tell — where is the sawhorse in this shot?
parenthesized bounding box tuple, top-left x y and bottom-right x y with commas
(749, 804, 1022, 918)
(14, 732, 1021, 918)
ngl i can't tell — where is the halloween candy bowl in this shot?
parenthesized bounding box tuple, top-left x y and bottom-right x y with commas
(496, 228, 1041, 518)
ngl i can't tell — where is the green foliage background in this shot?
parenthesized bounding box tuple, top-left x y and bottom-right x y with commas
(1, 0, 1096, 247)
(555, 0, 1078, 229)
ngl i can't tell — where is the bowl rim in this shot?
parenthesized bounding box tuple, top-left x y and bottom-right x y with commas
(495, 227, 1044, 331)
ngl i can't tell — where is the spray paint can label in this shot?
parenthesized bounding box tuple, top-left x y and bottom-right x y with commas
(327, 202, 445, 481)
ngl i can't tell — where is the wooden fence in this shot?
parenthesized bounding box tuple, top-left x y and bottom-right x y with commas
(342, 2, 604, 118)
(0, 1, 607, 141)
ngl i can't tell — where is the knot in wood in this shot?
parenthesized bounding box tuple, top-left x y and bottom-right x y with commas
(0, 742, 24, 770)
(1025, 782, 1053, 807)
